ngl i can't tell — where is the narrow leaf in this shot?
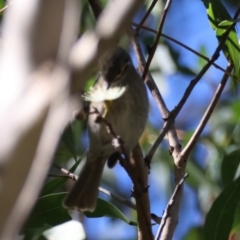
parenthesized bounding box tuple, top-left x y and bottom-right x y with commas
(24, 193, 71, 230)
(204, 176, 240, 240)
(84, 198, 137, 226)
(221, 148, 240, 186)
(216, 20, 240, 81)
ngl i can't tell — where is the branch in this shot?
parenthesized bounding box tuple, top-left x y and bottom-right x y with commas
(127, 9, 182, 239)
(155, 173, 188, 240)
(131, 22, 235, 78)
(158, 7, 240, 239)
(127, 27, 181, 174)
(142, 0, 173, 80)
(181, 64, 233, 157)
(91, 108, 153, 240)
(145, 13, 240, 165)
(54, 164, 161, 224)
(130, 144, 153, 240)
(134, 0, 158, 34)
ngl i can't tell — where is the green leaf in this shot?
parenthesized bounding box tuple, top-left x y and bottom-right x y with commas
(216, 20, 240, 81)
(0, 0, 5, 17)
(84, 198, 137, 226)
(62, 125, 77, 161)
(205, 1, 232, 30)
(204, 176, 240, 240)
(24, 193, 71, 231)
(41, 159, 81, 196)
(202, 1, 240, 83)
(221, 148, 240, 186)
(23, 226, 50, 240)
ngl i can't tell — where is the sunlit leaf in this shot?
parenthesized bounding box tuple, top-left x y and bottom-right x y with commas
(216, 20, 240, 82)
(202, 0, 240, 83)
(205, 0, 232, 30)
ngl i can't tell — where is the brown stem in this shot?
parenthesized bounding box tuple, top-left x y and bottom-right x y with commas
(181, 64, 233, 157)
(155, 173, 188, 240)
(54, 164, 161, 225)
(159, 7, 240, 239)
(91, 107, 154, 240)
(134, 0, 158, 34)
(131, 22, 235, 78)
(146, 16, 239, 165)
(131, 145, 153, 240)
(142, 0, 173, 80)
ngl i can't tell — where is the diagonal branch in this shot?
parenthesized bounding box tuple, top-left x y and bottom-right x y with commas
(181, 64, 233, 157)
(146, 15, 240, 165)
(91, 108, 153, 240)
(53, 164, 161, 224)
(155, 173, 189, 240)
(159, 7, 240, 239)
(131, 22, 235, 78)
(134, 0, 158, 34)
(142, 0, 173, 80)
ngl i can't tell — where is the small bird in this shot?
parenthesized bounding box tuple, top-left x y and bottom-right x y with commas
(63, 47, 149, 212)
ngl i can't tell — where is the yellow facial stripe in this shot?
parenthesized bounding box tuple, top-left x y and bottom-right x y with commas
(103, 100, 113, 118)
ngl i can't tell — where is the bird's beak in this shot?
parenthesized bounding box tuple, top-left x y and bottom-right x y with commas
(106, 81, 111, 89)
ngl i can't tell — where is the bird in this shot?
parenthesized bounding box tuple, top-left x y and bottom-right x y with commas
(63, 47, 149, 212)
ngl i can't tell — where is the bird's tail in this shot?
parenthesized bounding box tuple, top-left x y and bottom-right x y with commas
(63, 156, 105, 212)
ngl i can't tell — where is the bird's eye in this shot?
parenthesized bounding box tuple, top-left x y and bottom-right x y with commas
(114, 63, 128, 80)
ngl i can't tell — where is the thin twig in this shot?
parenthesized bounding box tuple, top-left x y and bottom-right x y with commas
(155, 173, 189, 240)
(48, 174, 69, 178)
(98, 187, 137, 210)
(131, 22, 235, 78)
(181, 64, 233, 157)
(53, 164, 137, 209)
(53, 164, 161, 224)
(158, 7, 240, 239)
(142, 0, 173, 80)
(90, 108, 129, 156)
(134, 0, 158, 34)
(86, 1, 154, 238)
(53, 163, 78, 181)
(146, 17, 240, 164)
(90, 108, 153, 239)
(128, 28, 170, 119)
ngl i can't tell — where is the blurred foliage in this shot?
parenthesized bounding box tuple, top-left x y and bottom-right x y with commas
(84, 198, 137, 226)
